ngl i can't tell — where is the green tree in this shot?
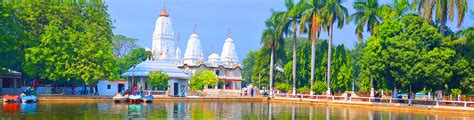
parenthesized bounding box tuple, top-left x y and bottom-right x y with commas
(275, 83, 291, 93)
(311, 81, 327, 95)
(320, 0, 348, 95)
(242, 50, 256, 86)
(148, 71, 169, 90)
(116, 48, 149, 76)
(360, 14, 455, 97)
(190, 70, 219, 91)
(113, 35, 138, 58)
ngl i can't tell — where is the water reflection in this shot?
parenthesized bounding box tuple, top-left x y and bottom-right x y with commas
(0, 101, 472, 119)
(20, 103, 37, 114)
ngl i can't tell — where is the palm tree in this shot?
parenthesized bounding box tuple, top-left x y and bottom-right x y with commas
(378, 0, 411, 20)
(417, 0, 468, 34)
(298, 0, 325, 95)
(349, 0, 382, 41)
(261, 13, 284, 97)
(320, 0, 348, 95)
(274, 0, 304, 95)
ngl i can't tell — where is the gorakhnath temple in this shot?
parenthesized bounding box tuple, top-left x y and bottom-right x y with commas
(122, 3, 243, 96)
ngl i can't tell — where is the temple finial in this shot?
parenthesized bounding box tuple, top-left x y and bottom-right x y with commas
(193, 24, 198, 34)
(163, 0, 166, 11)
(159, 0, 169, 17)
(227, 27, 232, 38)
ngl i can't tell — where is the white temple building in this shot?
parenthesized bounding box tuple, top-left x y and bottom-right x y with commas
(122, 3, 243, 96)
(178, 33, 243, 91)
(122, 5, 190, 97)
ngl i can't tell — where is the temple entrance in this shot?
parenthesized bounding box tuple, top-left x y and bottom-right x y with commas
(118, 84, 124, 93)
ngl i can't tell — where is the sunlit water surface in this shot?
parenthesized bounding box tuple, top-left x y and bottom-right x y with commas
(0, 101, 472, 119)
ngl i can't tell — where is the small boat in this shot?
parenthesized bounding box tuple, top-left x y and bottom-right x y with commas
(113, 94, 127, 103)
(3, 95, 20, 103)
(128, 94, 142, 103)
(142, 95, 153, 103)
(20, 95, 38, 103)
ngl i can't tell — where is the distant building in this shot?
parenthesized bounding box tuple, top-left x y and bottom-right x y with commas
(97, 80, 128, 96)
(0, 68, 22, 94)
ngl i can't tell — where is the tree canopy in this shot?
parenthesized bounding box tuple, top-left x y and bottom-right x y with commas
(190, 70, 219, 91)
(148, 71, 169, 90)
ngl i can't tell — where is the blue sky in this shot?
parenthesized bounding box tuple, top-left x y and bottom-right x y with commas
(106, 0, 474, 61)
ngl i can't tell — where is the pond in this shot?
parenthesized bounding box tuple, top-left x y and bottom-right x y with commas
(0, 101, 471, 119)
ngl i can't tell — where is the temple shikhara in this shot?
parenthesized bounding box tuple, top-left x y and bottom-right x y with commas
(122, 3, 243, 96)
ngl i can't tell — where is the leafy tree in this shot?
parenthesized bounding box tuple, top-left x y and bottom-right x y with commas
(148, 71, 169, 90)
(113, 35, 138, 58)
(242, 50, 256, 86)
(298, 86, 310, 94)
(360, 14, 455, 97)
(190, 70, 219, 91)
(0, 2, 117, 90)
(116, 47, 149, 76)
(311, 81, 327, 95)
(275, 83, 291, 93)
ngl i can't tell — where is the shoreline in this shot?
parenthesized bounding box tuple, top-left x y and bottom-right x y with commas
(3, 95, 474, 115)
(269, 97, 474, 116)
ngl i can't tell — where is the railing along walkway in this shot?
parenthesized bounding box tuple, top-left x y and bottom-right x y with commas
(273, 93, 474, 110)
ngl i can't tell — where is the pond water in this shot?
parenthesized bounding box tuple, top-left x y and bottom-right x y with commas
(0, 101, 471, 119)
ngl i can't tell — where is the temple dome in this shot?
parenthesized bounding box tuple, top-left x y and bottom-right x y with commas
(159, 10, 169, 17)
(220, 37, 238, 64)
(153, 12, 173, 36)
(183, 33, 204, 65)
(207, 53, 220, 63)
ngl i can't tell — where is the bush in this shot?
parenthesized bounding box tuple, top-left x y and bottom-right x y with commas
(275, 83, 290, 93)
(311, 81, 327, 95)
(451, 88, 462, 96)
(298, 86, 310, 94)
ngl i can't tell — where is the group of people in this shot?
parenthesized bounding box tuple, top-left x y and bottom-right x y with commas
(21, 87, 36, 96)
(242, 87, 255, 97)
(121, 87, 145, 96)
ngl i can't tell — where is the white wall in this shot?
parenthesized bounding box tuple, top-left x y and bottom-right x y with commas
(97, 80, 128, 96)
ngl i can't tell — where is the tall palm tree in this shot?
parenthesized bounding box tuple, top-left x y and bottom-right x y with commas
(349, 0, 382, 41)
(320, 0, 348, 95)
(417, 0, 468, 34)
(298, 0, 325, 95)
(261, 13, 284, 97)
(274, 0, 303, 95)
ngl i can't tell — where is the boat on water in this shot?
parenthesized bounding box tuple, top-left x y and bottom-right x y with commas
(128, 94, 142, 103)
(113, 94, 127, 103)
(3, 95, 20, 103)
(20, 95, 38, 103)
(142, 95, 153, 103)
